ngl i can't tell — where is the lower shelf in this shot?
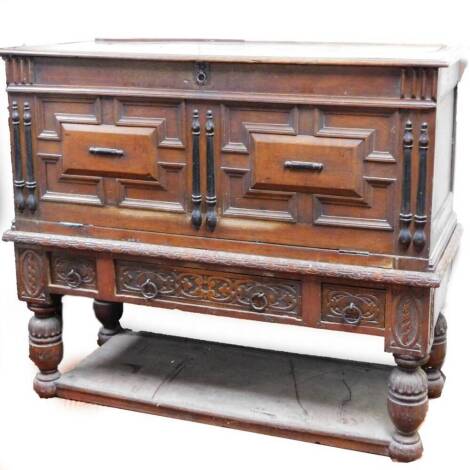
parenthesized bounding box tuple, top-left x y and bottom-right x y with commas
(56, 331, 394, 456)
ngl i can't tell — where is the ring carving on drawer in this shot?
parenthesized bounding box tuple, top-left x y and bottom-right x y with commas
(321, 283, 386, 328)
(50, 254, 97, 290)
(116, 261, 301, 318)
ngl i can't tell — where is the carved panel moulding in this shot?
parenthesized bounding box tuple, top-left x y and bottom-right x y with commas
(17, 248, 48, 302)
(386, 287, 433, 357)
(116, 261, 301, 318)
(50, 254, 97, 290)
(37, 97, 102, 141)
(38, 152, 105, 207)
(321, 283, 386, 327)
(113, 99, 186, 149)
(314, 109, 400, 164)
(221, 167, 298, 223)
(313, 176, 396, 231)
(221, 104, 299, 154)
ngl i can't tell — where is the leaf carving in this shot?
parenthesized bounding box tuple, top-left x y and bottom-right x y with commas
(394, 295, 419, 347)
(21, 250, 43, 298)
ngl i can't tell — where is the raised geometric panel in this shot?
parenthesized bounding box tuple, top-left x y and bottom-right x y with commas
(37, 97, 102, 141)
(113, 99, 185, 149)
(251, 133, 365, 197)
(315, 110, 399, 164)
(313, 177, 395, 231)
(35, 97, 187, 213)
(221, 105, 299, 153)
(221, 167, 297, 222)
(39, 152, 105, 206)
(61, 123, 159, 180)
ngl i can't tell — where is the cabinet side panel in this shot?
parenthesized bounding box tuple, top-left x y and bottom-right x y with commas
(430, 87, 456, 260)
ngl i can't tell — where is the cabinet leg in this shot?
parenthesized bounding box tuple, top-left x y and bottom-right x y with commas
(423, 312, 447, 398)
(94, 300, 123, 346)
(388, 355, 428, 462)
(28, 296, 63, 398)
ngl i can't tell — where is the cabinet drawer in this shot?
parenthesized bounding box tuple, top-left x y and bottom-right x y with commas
(320, 282, 386, 330)
(62, 123, 158, 179)
(252, 133, 364, 197)
(49, 252, 98, 293)
(115, 260, 302, 320)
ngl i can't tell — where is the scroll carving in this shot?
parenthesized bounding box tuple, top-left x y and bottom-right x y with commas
(116, 262, 300, 317)
(322, 284, 385, 327)
(51, 255, 97, 290)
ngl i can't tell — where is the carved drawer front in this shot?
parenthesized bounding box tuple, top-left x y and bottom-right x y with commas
(252, 133, 364, 197)
(62, 124, 157, 179)
(116, 261, 301, 319)
(50, 253, 97, 292)
(321, 283, 386, 329)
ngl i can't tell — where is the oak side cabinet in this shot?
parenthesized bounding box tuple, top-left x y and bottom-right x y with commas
(0, 40, 466, 461)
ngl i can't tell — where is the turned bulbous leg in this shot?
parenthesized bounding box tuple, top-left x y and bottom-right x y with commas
(28, 297, 63, 398)
(388, 355, 428, 462)
(94, 300, 123, 346)
(423, 312, 447, 398)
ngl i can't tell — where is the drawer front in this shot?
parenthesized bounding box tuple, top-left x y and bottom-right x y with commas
(252, 133, 364, 197)
(49, 252, 98, 293)
(115, 260, 302, 320)
(214, 103, 404, 255)
(62, 124, 157, 179)
(320, 282, 386, 330)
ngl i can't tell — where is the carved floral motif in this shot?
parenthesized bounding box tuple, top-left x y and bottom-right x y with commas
(116, 262, 300, 317)
(52, 255, 97, 289)
(322, 285, 385, 327)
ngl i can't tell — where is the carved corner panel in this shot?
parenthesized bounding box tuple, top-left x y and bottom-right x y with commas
(50, 253, 97, 292)
(15, 247, 50, 303)
(385, 286, 432, 357)
(5, 56, 34, 85)
(35, 97, 187, 213)
(116, 260, 301, 319)
(321, 283, 386, 329)
(400, 68, 437, 101)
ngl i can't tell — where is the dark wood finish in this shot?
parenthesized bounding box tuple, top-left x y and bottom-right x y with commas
(28, 296, 63, 398)
(424, 312, 447, 398)
(0, 40, 465, 461)
(93, 300, 123, 346)
(388, 354, 428, 462)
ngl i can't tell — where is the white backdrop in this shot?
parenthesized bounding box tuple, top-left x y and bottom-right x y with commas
(0, 1, 468, 468)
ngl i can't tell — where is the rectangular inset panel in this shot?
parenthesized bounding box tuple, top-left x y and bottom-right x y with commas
(251, 133, 364, 197)
(62, 124, 158, 180)
(50, 252, 97, 292)
(321, 283, 386, 329)
(115, 260, 301, 319)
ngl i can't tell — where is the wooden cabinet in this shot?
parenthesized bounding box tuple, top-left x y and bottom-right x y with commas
(1, 39, 465, 461)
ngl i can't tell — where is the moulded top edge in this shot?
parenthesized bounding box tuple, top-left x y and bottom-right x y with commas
(0, 39, 466, 68)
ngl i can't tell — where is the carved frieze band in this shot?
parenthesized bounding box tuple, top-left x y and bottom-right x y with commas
(5, 56, 34, 85)
(321, 284, 385, 328)
(116, 261, 301, 317)
(17, 248, 48, 302)
(50, 254, 97, 290)
(4, 230, 444, 287)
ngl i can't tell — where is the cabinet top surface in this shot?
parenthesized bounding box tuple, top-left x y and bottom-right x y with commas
(0, 39, 465, 67)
